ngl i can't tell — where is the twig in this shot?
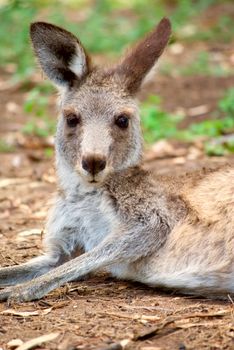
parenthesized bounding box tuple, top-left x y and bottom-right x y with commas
(98, 311, 160, 321)
(96, 310, 230, 350)
(15, 332, 59, 350)
(134, 310, 229, 341)
(227, 294, 234, 306)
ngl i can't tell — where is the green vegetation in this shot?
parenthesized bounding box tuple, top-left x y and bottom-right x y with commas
(0, 0, 233, 156)
(0, 0, 227, 81)
(23, 85, 56, 137)
(191, 15, 234, 44)
(0, 139, 15, 153)
(204, 88, 234, 155)
(1, 0, 232, 81)
(0, 1, 39, 81)
(141, 96, 184, 143)
(141, 88, 234, 155)
(179, 51, 230, 77)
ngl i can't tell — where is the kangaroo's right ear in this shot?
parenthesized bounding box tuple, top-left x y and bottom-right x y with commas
(30, 22, 90, 89)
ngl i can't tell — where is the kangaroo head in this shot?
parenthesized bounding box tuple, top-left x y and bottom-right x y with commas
(30, 18, 171, 187)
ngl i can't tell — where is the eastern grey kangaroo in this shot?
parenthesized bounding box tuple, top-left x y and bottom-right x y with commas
(0, 18, 233, 302)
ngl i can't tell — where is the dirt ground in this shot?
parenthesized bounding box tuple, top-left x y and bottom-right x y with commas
(0, 37, 234, 350)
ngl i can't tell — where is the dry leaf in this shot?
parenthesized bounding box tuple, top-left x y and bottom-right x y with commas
(141, 315, 161, 321)
(187, 105, 209, 117)
(15, 332, 59, 350)
(1, 307, 52, 317)
(30, 211, 47, 219)
(100, 311, 161, 323)
(28, 182, 45, 189)
(169, 43, 184, 55)
(187, 146, 202, 160)
(11, 155, 23, 168)
(175, 321, 221, 329)
(42, 173, 56, 184)
(17, 229, 42, 237)
(0, 210, 10, 219)
(7, 339, 24, 349)
(119, 339, 131, 349)
(145, 140, 186, 161)
(172, 157, 186, 165)
(0, 178, 28, 188)
(18, 204, 32, 215)
(6, 102, 20, 114)
(118, 285, 129, 290)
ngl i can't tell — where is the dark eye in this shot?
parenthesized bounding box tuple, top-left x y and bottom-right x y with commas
(66, 113, 80, 128)
(115, 115, 129, 129)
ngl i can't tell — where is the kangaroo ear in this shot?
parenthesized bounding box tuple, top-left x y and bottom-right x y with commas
(116, 18, 171, 94)
(30, 22, 90, 89)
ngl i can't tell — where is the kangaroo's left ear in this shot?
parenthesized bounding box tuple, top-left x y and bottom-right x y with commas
(115, 18, 171, 94)
(30, 22, 90, 89)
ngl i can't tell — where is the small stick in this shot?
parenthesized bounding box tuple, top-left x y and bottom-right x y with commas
(97, 310, 230, 350)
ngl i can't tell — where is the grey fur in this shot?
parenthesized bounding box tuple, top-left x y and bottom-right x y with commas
(0, 18, 233, 302)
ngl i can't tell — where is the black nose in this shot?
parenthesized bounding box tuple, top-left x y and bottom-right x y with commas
(82, 155, 106, 176)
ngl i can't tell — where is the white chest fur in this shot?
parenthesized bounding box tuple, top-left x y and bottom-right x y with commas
(45, 185, 119, 256)
(73, 188, 118, 251)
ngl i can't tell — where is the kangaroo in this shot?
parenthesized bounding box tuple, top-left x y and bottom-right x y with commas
(0, 18, 233, 303)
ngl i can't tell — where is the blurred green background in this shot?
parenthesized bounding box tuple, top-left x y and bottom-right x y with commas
(0, 0, 234, 157)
